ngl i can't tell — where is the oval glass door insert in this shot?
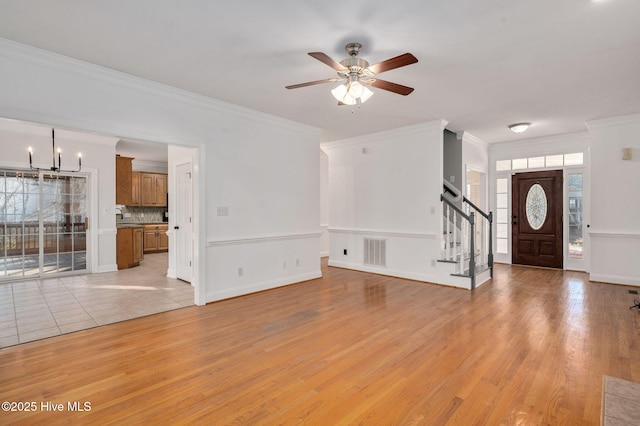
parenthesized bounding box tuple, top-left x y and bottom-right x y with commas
(526, 183, 547, 230)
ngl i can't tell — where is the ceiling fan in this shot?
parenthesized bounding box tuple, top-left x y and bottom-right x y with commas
(286, 42, 418, 106)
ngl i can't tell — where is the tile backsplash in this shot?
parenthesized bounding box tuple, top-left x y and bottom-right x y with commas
(116, 206, 166, 223)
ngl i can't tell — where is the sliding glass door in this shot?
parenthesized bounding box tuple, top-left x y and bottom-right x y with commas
(0, 169, 88, 279)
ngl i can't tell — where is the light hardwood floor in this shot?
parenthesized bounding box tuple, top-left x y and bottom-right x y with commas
(1, 260, 639, 424)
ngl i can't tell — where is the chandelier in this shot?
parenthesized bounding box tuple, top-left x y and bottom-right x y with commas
(28, 128, 82, 173)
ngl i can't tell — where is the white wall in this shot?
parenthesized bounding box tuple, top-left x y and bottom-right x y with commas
(322, 121, 447, 284)
(0, 38, 323, 303)
(0, 122, 119, 273)
(320, 149, 329, 257)
(587, 113, 640, 286)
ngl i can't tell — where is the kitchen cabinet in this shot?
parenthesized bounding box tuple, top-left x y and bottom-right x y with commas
(144, 224, 169, 253)
(115, 156, 134, 205)
(131, 172, 141, 206)
(116, 226, 144, 269)
(138, 173, 167, 207)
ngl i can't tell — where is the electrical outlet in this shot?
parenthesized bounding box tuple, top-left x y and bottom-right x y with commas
(343, 249, 348, 255)
(431, 259, 436, 267)
(430, 206, 436, 215)
(217, 207, 229, 216)
(296, 259, 300, 267)
(283, 261, 287, 269)
(238, 267, 243, 277)
(140, 213, 144, 218)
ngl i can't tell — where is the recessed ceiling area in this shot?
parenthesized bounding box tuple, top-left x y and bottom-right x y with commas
(0, 1, 638, 143)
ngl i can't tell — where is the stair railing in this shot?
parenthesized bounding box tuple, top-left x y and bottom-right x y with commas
(440, 194, 476, 289)
(462, 196, 493, 279)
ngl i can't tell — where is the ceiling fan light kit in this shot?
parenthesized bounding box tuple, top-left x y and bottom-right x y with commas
(286, 42, 418, 106)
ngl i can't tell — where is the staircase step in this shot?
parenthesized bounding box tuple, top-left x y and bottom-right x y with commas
(452, 264, 490, 277)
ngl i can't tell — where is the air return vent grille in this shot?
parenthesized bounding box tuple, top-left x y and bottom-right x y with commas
(364, 238, 386, 267)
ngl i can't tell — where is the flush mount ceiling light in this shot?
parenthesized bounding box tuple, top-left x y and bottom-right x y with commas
(28, 128, 82, 173)
(286, 43, 418, 106)
(509, 123, 531, 133)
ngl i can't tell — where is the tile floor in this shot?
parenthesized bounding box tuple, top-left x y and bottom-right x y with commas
(0, 253, 194, 348)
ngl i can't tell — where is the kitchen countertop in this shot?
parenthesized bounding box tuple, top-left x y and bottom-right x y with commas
(116, 223, 145, 228)
(116, 222, 168, 228)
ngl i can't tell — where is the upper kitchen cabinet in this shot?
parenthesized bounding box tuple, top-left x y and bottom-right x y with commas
(131, 172, 141, 206)
(115, 156, 134, 205)
(139, 172, 167, 207)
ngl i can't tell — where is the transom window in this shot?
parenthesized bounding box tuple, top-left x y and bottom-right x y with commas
(496, 153, 583, 171)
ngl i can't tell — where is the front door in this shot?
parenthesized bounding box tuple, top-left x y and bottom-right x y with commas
(512, 170, 563, 268)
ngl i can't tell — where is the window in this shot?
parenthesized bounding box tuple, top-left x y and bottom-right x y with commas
(568, 173, 583, 260)
(564, 153, 583, 166)
(545, 155, 563, 167)
(496, 152, 584, 173)
(512, 158, 528, 170)
(496, 177, 509, 254)
(496, 160, 511, 171)
(528, 156, 545, 169)
(0, 170, 87, 279)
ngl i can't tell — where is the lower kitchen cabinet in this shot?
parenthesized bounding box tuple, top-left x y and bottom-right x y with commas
(144, 224, 169, 253)
(117, 226, 144, 269)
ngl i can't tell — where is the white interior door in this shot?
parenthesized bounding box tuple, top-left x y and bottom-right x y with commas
(175, 162, 193, 282)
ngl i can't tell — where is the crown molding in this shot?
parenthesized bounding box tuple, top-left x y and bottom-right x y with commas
(586, 113, 640, 130)
(0, 116, 119, 146)
(321, 119, 448, 151)
(0, 37, 322, 139)
(459, 131, 488, 150)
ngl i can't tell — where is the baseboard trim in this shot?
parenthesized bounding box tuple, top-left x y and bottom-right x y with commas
(589, 273, 640, 287)
(96, 264, 118, 273)
(205, 270, 322, 303)
(327, 259, 438, 284)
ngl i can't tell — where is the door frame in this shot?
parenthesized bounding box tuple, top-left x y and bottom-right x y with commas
(174, 161, 193, 283)
(167, 144, 204, 305)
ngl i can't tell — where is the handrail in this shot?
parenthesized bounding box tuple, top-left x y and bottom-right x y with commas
(440, 194, 470, 221)
(443, 179, 462, 202)
(462, 196, 490, 220)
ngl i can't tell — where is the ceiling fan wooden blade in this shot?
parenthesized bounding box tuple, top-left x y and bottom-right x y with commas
(286, 78, 337, 89)
(308, 52, 347, 71)
(370, 79, 415, 96)
(368, 53, 418, 75)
